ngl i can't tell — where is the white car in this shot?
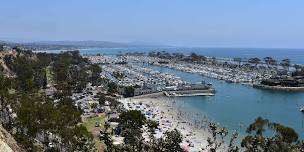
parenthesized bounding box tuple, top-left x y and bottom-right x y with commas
(48, 142, 55, 148)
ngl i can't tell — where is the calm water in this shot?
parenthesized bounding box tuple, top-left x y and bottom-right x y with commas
(146, 64, 304, 139)
(79, 48, 304, 139)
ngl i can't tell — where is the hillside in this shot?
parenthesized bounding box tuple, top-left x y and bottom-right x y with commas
(0, 125, 24, 152)
(0, 49, 18, 77)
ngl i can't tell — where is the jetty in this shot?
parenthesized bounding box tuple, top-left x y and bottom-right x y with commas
(164, 89, 215, 97)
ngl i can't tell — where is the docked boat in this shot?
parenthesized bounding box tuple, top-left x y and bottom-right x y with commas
(300, 106, 304, 112)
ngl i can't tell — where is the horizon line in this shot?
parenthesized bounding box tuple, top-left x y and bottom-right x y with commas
(1, 39, 304, 50)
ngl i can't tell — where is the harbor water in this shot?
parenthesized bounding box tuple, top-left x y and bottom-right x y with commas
(80, 48, 304, 139)
(146, 64, 304, 139)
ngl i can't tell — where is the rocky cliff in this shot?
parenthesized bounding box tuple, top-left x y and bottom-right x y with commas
(0, 125, 24, 152)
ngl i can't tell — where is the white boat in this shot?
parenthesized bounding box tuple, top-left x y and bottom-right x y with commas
(300, 106, 304, 112)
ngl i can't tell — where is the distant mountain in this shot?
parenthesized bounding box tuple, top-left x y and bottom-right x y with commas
(127, 41, 170, 47)
(0, 40, 169, 50)
(0, 40, 10, 44)
(30, 40, 132, 48)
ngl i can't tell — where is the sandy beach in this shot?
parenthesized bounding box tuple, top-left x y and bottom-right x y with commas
(120, 95, 228, 151)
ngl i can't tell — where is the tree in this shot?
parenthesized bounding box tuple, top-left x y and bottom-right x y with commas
(124, 86, 135, 97)
(263, 57, 273, 68)
(211, 57, 217, 65)
(33, 68, 47, 89)
(172, 53, 184, 59)
(0, 75, 11, 117)
(233, 57, 242, 67)
(0, 45, 4, 51)
(280, 59, 291, 71)
(59, 125, 96, 152)
(207, 123, 229, 151)
(121, 128, 144, 151)
(119, 110, 146, 130)
(91, 103, 98, 109)
(269, 58, 277, 66)
(118, 110, 146, 151)
(96, 92, 106, 106)
(15, 94, 41, 137)
(107, 82, 118, 94)
(52, 51, 89, 93)
(107, 97, 121, 110)
(104, 131, 113, 152)
(228, 131, 239, 152)
(163, 129, 183, 152)
(10, 55, 36, 91)
(65, 125, 96, 152)
(190, 52, 200, 62)
(151, 129, 183, 152)
(148, 51, 156, 57)
(147, 119, 159, 139)
(89, 64, 102, 86)
(241, 117, 300, 152)
(248, 57, 261, 67)
(0, 49, 99, 151)
(103, 121, 113, 152)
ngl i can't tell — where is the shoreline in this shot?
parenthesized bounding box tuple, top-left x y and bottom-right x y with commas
(119, 96, 227, 151)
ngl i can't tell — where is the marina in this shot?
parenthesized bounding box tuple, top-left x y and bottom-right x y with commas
(85, 51, 304, 140)
(87, 55, 215, 97)
(2, 0, 304, 151)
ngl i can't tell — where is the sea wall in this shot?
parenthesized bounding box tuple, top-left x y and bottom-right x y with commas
(130, 88, 215, 98)
(168, 89, 215, 96)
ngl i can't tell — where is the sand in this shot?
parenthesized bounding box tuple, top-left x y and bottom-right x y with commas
(119, 95, 228, 151)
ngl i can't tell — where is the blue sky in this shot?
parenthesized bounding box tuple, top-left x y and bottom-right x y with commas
(1, 0, 304, 48)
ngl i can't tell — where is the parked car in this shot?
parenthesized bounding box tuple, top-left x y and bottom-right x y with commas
(48, 142, 55, 148)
